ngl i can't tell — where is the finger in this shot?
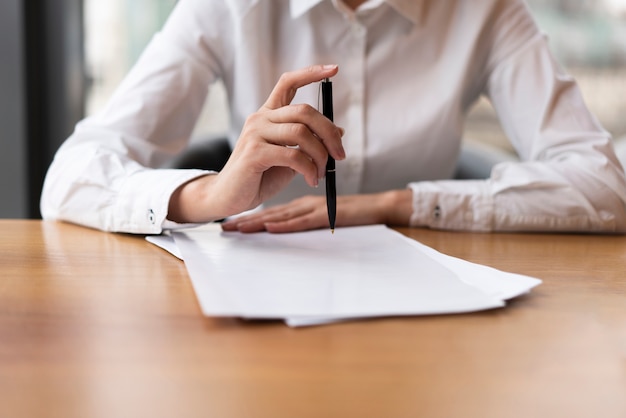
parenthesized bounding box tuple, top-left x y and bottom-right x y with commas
(255, 124, 327, 179)
(222, 201, 312, 231)
(264, 145, 321, 187)
(264, 214, 326, 233)
(230, 137, 321, 188)
(266, 104, 346, 161)
(232, 212, 324, 234)
(263, 65, 339, 110)
(229, 220, 268, 233)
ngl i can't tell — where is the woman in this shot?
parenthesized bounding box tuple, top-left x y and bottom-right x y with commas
(41, 0, 626, 233)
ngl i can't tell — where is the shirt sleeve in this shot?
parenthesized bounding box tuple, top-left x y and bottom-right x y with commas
(409, 1, 626, 233)
(40, 0, 230, 234)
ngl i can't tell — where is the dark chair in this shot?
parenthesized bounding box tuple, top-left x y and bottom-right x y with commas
(171, 136, 517, 180)
(169, 136, 232, 172)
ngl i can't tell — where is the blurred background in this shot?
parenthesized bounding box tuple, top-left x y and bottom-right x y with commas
(1, 0, 625, 218)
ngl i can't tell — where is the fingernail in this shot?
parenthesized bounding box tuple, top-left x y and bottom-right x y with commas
(338, 127, 345, 136)
(221, 221, 236, 231)
(237, 221, 254, 232)
(323, 64, 338, 70)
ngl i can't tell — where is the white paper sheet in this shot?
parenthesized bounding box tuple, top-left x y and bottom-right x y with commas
(398, 235, 541, 301)
(285, 231, 541, 327)
(146, 233, 182, 259)
(169, 225, 542, 323)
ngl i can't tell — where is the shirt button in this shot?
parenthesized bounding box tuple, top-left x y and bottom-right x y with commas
(351, 23, 364, 36)
(147, 209, 156, 224)
(433, 205, 442, 220)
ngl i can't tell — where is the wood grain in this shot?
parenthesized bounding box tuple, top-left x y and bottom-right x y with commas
(1, 220, 625, 418)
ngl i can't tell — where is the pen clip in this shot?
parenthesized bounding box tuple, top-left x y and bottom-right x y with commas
(318, 78, 332, 117)
(317, 81, 322, 113)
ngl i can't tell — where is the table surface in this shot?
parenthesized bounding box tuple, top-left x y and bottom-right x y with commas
(1, 220, 625, 418)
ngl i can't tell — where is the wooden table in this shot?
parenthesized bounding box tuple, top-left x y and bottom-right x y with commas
(1, 220, 625, 418)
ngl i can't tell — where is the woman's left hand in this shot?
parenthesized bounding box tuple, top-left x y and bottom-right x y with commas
(221, 190, 413, 233)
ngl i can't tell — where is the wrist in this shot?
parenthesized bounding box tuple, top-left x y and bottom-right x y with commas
(167, 174, 225, 224)
(380, 189, 413, 226)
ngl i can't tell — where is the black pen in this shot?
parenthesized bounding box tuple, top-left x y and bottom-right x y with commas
(321, 78, 336, 234)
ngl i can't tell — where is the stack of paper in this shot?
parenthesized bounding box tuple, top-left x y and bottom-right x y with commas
(147, 224, 541, 327)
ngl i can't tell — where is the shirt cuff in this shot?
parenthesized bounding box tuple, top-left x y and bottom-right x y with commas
(114, 168, 212, 234)
(408, 180, 495, 231)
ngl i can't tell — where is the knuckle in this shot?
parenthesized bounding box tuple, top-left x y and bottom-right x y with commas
(278, 71, 291, 84)
(245, 112, 264, 126)
(240, 124, 260, 142)
(285, 123, 308, 138)
(293, 103, 315, 116)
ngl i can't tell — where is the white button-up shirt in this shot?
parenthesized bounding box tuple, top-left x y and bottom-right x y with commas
(41, 0, 626, 233)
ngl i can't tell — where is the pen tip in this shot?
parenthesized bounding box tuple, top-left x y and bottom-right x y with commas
(331, 229, 335, 234)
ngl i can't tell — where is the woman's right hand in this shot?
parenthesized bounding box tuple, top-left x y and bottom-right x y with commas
(167, 64, 345, 224)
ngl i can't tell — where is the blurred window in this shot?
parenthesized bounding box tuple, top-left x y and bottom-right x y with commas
(466, 0, 626, 151)
(85, 0, 175, 114)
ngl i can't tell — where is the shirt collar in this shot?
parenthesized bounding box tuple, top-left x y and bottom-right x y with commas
(289, 0, 324, 19)
(289, 0, 423, 24)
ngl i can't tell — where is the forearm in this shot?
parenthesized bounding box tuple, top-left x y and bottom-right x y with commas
(41, 139, 209, 234)
(408, 159, 626, 233)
